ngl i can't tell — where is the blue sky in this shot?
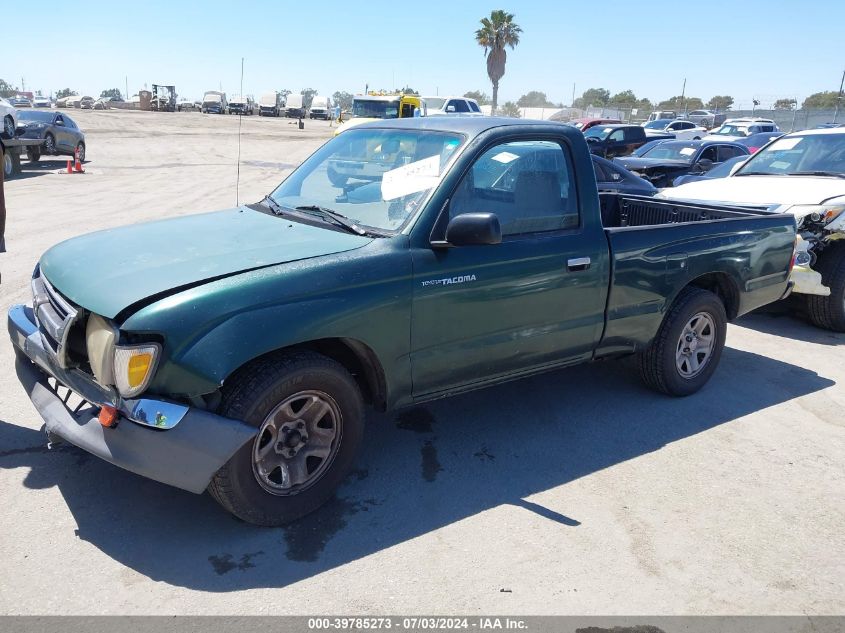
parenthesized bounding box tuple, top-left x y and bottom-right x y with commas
(4, 0, 843, 108)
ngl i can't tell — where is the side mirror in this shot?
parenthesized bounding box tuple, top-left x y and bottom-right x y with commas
(446, 105, 456, 113)
(443, 213, 501, 246)
(696, 158, 714, 172)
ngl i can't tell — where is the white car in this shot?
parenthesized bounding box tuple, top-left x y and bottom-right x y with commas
(32, 96, 52, 108)
(0, 97, 18, 138)
(642, 119, 707, 140)
(703, 118, 779, 141)
(658, 127, 845, 331)
(423, 96, 483, 116)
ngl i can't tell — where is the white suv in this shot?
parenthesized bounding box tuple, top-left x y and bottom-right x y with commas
(423, 96, 483, 116)
(703, 118, 779, 141)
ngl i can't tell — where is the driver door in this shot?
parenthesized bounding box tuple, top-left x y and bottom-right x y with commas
(410, 139, 609, 398)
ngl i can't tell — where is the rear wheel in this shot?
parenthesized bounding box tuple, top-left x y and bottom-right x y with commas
(44, 133, 56, 154)
(806, 244, 845, 332)
(3, 115, 14, 138)
(26, 146, 40, 162)
(208, 351, 365, 526)
(2, 151, 14, 178)
(75, 142, 85, 162)
(638, 287, 727, 396)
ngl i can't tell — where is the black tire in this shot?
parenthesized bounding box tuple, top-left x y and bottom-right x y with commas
(208, 351, 365, 526)
(638, 287, 727, 396)
(2, 151, 14, 178)
(806, 243, 845, 332)
(26, 146, 41, 162)
(75, 142, 85, 162)
(3, 115, 14, 138)
(44, 133, 56, 155)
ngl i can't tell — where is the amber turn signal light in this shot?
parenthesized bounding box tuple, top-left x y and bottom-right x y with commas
(98, 405, 119, 428)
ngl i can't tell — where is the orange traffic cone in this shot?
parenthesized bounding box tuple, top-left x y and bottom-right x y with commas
(74, 154, 84, 173)
(66, 159, 73, 174)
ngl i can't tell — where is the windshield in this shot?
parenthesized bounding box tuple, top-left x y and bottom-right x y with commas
(425, 97, 446, 110)
(641, 142, 699, 161)
(735, 133, 845, 176)
(644, 120, 671, 130)
(705, 155, 747, 178)
(204, 94, 222, 103)
(18, 110, 54, 123)
(352, 99, 401, 119)
(584, 126, 613, 140)
(710, 124, 748, 137)
(269, 128, 464, 232)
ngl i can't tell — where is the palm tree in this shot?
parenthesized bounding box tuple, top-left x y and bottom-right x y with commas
(475, 10, 522, 116)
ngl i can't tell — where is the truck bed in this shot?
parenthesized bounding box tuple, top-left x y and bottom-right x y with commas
(595, 193, 796, 357)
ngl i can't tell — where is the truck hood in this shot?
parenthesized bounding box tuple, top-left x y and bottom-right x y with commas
(39, 207, 372, 319)
(658, 175, 845, 210)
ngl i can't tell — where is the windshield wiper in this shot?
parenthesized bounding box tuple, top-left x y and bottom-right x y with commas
(294, 205, 369, 236)
(788, 171, 845, 179)
(734, 171, 784, 176)
(259, 195, 287, 215)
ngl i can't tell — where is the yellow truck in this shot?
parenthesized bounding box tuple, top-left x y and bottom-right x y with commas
(334, 92, 425, 135)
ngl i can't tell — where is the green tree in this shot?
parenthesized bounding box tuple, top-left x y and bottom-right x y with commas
(332, 91, 354, 110)
(517, 90, 554, 107)
(100, 88, 123, 100)
(55, 88, 76, 99)
(657, 95, 703, 111)
(773, 98, 797, 110)
(278, 89, 292, 100)
(398, 85, 417, 95)
(475, 9, 522, 115)
(301, 88, 318, 109)
(464, 90, 490, 105)
(609, 90, 637, 107)
(499, 101, 521, 117)
(0, 79, 17, 98)
(802, 91, 840, 109)
(572, 88, 610, 109)
(706, 95, 734, 111)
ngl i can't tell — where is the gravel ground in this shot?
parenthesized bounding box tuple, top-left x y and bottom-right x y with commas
(0, 110, 843, 615)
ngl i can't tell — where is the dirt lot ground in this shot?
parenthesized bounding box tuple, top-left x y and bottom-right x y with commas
(0, 110, 843, 615)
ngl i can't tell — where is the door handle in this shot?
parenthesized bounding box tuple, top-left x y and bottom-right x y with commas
(567, 257, 591, 271)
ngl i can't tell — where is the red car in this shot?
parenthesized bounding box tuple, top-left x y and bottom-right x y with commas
(567, 117, 622, 132)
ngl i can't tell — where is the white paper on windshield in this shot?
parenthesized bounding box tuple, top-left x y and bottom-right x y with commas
(381, 155, 441, 201)
(770, 161, 791, 170)
(491, 151, 520, 164)
(679, 147, 696, 156)
(768, 138, 802, 151)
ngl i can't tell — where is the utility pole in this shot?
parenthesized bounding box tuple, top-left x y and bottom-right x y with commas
(125, 76, 128, 101)
(571, 82, 576, 108)
(679, 78, 686, 114)
(21, 77, 25, 93)
(834, 69, 845, 124)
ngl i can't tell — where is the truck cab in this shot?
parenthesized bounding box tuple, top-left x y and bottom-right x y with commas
(285, 94, 306, 118)
(202, 91, 227, 114)
(258, 92, 281, 117)
(309, 96, 332, 120)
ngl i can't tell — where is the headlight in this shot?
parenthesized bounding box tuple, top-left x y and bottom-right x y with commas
(113, 344, 160, 398)
(85, 314, 117, 386)
(789, 204, 845, 225)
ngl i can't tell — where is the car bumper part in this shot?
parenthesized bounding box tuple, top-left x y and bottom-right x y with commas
(8, 304, 257, 494)
(790, 265, 830, 297)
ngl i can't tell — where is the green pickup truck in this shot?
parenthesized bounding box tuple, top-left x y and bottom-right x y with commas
(9, 118, 797, 525)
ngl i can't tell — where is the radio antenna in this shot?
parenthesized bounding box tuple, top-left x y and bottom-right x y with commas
(236, 56, 244, 206)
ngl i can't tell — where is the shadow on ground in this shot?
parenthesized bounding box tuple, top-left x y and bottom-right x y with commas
(9, 159, 86, 181)
(737, 303, 845, 347)
(0, 343, 834, 592)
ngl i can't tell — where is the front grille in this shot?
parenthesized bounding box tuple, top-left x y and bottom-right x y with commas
(31, 268, 82, 369)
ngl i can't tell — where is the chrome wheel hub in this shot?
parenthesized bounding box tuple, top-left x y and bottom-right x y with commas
(251, 390, 341, 495)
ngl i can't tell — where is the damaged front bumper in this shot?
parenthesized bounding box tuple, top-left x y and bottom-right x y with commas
(8, 304, 257, 494)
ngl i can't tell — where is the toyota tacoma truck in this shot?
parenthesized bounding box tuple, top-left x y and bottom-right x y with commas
(659, 127, 845, 331)
(9, 118, 796, 526)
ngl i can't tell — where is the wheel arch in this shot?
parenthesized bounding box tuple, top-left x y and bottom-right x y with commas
(223, 337, 388, 412)
(685, 271, 740, 320)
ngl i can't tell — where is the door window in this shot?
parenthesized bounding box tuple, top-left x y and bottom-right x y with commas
(609, 129, 625, 142)
(450, 140, 579, 236)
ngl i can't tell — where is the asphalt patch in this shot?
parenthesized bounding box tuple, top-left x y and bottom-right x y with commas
(395, 407, 436, 433)
(207, 551, 264, 575)
(283, 497, 380, 563)
(421, 440, 443, 482)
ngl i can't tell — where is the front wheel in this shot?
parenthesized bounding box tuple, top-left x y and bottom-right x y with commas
(806, 244, 845, 332)
(638, 287, 727, 396)
(3, 115, 14, 138)
(75, 142, 85, 162)
(44, 133, 56, 154)
(208, 351, 365, 526)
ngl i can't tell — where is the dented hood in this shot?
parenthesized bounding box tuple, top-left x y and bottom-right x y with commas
(39, 207, 372, 319)
(659, 175, 845, 209)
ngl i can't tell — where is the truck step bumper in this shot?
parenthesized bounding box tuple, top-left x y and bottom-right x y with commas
(9, 304, 257, 494)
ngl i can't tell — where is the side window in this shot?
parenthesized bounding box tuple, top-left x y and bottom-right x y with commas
(56, 115, 64, 125)
(623, 128, 642, 142)
(593, 160, 608, 183)
(699, 146, 718, 162)
(453, 100, 470, 113)
(450, 140, 579, 236)
(718, 145, 744, 161)
(608, 129, 625, 142)
(468, 101, 481, 113)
